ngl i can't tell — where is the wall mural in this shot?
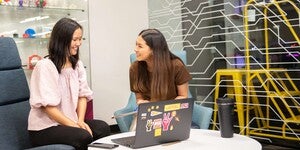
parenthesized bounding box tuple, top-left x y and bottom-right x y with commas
(148, 0, 300, 147)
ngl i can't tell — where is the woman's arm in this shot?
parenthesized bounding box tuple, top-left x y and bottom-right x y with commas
(43, 106, 78, 127)
(76, 61, 93, 135)
(76, 97, 93, 136)
(77, 97, 93, 136)
(76, 97, 87, 122)
(176, 82, 189, 99)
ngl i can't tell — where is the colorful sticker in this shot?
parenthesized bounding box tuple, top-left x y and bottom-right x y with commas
(170, 125, 174, 131)
(154, 128, 162, 137)
(180, 103, 189, 109)
(153, 118, 162, 129)
(141, 113, 147, 117)
(146, 120, 153, 132)
(171, 111, 177, 117)
(164, 103, 180, 111)
(175, 116, 179, 122)
(144, 102, 187, 133)
(141, 113, 147, 120)
(162, 112, 173, 131)
(151, 110, 162, 116)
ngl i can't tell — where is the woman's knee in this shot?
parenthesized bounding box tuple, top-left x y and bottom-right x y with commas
(91, 120, 111, 139)
(71, 129, 93, 150)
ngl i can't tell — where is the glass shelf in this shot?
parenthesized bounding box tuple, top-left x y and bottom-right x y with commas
(1, 0, 90, 84)
(12, 37, 87, 40)
(0, 4, 84, 12)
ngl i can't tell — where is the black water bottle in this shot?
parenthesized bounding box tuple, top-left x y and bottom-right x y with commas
(217, 98, 234, 138)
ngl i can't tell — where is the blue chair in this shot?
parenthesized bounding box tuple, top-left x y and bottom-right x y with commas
(114, 50, 213, 132)
(192, 103, 213, 129)
(0, 37, 75, 150)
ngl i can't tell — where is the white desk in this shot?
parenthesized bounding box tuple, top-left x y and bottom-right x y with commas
(88, 129, 262, 150)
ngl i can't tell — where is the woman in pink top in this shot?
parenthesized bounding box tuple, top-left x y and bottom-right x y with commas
(28, 18, 110, 150)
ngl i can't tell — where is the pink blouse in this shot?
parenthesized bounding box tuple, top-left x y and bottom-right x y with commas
(28, 58, 93, 131)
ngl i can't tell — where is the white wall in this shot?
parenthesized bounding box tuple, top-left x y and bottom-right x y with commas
(88, 0, 148, 124)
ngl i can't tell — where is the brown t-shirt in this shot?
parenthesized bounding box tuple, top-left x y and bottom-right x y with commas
(129, 59, 191, 101)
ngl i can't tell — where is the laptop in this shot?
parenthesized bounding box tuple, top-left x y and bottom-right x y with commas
(111, 98, 194, 149)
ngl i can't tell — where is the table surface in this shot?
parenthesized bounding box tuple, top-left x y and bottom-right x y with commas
(88, 129, 262, 150)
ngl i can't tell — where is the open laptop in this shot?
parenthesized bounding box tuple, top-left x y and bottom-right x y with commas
(111, 98, 194, 149)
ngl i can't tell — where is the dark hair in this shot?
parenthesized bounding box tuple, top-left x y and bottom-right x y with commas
(48, 17, 82, 73)
(134, 29, 181, 100)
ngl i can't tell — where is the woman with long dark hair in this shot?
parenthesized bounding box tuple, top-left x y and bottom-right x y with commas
(129, 29, 191, 130)
(28, 18, 110, 150)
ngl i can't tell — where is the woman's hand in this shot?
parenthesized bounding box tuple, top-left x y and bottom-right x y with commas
(75, 97, 92, 136)
(77, 121, 93, 137)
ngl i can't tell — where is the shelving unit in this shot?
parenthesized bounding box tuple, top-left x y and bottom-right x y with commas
(0, 0, 90, 84)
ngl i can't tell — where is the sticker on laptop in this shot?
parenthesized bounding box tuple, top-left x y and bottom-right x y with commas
(151, 110, 162, 116)
(164, 102, 189, 111)
(142, 102, 189, 134)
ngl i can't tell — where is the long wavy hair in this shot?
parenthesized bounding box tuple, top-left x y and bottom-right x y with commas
(133, 29, 182, 101)
(48, 17, 82, 73)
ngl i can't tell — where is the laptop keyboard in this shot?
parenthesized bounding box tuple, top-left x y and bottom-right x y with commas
(111, 136, 136, 147)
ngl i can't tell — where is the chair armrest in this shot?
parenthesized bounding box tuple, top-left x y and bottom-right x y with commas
(114, 106, 136, 132)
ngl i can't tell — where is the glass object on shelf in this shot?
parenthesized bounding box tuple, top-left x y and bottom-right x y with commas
(18, 0, 23, 7)
(1, 0, 13, 5)
(24, 28, 36, 38)
(28, 54, 41, 70)
(35, 0, 46, 8)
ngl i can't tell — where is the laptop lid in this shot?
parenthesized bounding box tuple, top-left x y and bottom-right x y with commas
(133, 98, 194, 148)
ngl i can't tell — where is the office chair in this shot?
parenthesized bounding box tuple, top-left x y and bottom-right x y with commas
(0, 37, 75, 150)
(114, 50, 213, 132)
